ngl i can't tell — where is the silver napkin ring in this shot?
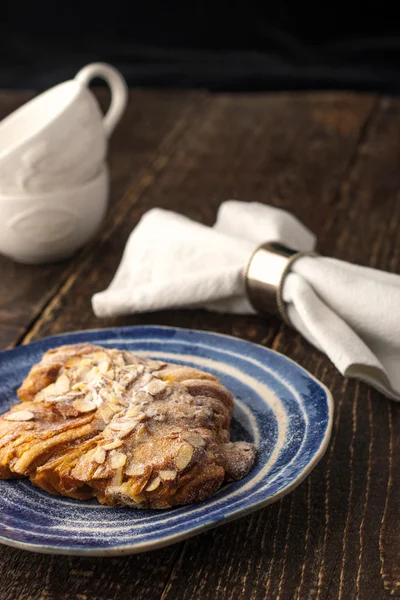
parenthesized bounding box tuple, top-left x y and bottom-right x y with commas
(244, 241, 318, 326)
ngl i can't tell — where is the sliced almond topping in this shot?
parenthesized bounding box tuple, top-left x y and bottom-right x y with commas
(182, 432, 206, 448)
(159, 469, 177, 481)
(145, 476, 161, 492)
(125, 463, 146, 477)
(93, 447, 106, 464)
(106, 368, 115, 380)
(108, 421, 126, 431)
(79, 357, 96, 366)
(126, 411, 147, 423)
(126, 405, 142, 418)
(92, 465, 105, 478)
(154, 414, 166, 422)
(113, 352, 126, 367)
(111, 466, 124, 486)
(175, 442, 194, 471)
(98, 360, 110, 374)
(43, 383, 56, 398)
(134, 391, 152, 404)
(117, 423, 137, 439)
(85, 367, 102, 385)
(72, 382, 88, 393)
(114, 395, 129, 407)
(139, 371, 152, 386)
(91, 390, 104, 408)
(98, 405, 119, 424)
(146, 359, 166, 370)
(143, 379, 167, 396)
(102, 440, 123, 450)
(33, 389, 45, 402)
(55, 374, 70, 394)
(4, 410, 34, 422)
(119, 371, 138, 388)
(110, 451, 127, 469)
(136, 423, 148, 440)
(72, 399, 97, 413)
(126, 363, 144, 375)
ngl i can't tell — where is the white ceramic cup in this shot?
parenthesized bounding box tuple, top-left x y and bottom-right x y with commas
(0, 63, 127, 193)
(0, 167, 109, 264)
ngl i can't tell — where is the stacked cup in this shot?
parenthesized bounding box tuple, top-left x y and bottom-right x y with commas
(0, 63, 128, 264)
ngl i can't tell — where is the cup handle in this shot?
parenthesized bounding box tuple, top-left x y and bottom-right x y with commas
(75, 63, 128, 137)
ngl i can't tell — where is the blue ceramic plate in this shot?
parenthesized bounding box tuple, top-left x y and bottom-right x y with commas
(0, 326, 333, 556)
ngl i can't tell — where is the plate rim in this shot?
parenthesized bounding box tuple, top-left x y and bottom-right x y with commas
(0, 325, 333, 556)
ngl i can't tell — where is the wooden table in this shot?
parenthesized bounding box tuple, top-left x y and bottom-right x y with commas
(0, 89, 399, 600)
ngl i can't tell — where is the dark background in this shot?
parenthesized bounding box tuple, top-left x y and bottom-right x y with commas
(1, 1, 400, 92)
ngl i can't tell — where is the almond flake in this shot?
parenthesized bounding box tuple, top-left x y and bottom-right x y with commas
(102, 440, 123, 450)
(136, 424, 148, 440)
(145, 476, 161, 492)
(93, 465, 105, 478)
(108, 421, 126, 431)
(93, 447, 106, 464)
(43, 383, 56, 398)
(117, 423, 137, 439)
(182, 432, 206, 448)
(4, 410, 34, 422)
(159, 469, 177, 481)
(55, 374, 70, 394)
(91, 390, 104, 407)
(146, 359, 166, 369)
(114, 395, 129, 407)
(143, 379, 167, 396)
(125, 463, 146, 477)
(134, 391, 152, 404)
(126, 405, 142, 418)
(126, 364, 144, 375)
(126, 412, 147, 424)
(111, 466, 124, 486)
(72, 399, 97, 413)
(72, 382, 88, 392)
(110, 451, 127, 469)
(146, 408, 157, 418)
(85, 367, 102, 385)
(175, 442, 194, 471)
(119, 371, 138, 388)
(98, 360, 110, 374)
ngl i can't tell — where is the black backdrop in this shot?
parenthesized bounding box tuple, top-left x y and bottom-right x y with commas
(1, 1, 400, 92)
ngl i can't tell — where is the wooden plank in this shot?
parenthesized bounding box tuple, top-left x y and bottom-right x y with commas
(0, 90, 204, 351)
(161, 96, 400, 600)
(0, 92, 377, 600)
(0, 547, 182, 600)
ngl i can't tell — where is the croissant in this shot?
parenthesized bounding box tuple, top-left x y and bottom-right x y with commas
(0, 344, 256, 508)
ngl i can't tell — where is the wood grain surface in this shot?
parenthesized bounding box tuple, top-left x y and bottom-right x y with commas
(0, 89, 398, 600)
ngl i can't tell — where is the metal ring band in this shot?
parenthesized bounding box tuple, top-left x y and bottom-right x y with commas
(244, 241, 318, 327)
(276, 250, 318, 326)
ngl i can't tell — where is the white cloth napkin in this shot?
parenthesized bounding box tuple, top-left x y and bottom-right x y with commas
(92, 201, 400, 400)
